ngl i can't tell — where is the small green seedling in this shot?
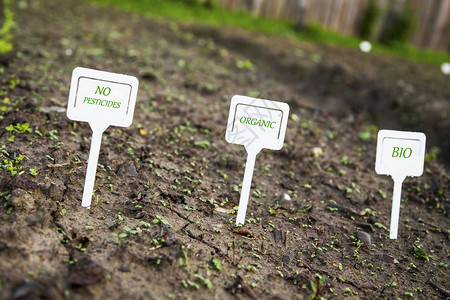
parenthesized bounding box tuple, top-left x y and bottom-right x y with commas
(413, 244, 429, 261)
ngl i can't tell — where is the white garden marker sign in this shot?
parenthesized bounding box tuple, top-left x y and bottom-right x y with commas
(225, 95, 289, 225)
(375, 130, 426, 239)
(67, 67, 139, 208)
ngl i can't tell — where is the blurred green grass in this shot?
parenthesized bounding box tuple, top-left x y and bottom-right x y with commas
(85, 0, 450, 66)
(0, 0, 15, 54)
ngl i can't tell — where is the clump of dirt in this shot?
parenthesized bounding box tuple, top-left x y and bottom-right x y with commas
(0, 0, 448, 299)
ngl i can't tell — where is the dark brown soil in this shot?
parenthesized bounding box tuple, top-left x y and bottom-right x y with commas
(0, 0, 448, 299)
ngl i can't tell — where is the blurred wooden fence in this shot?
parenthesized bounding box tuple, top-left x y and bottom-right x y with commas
(218, 0, 450, 52)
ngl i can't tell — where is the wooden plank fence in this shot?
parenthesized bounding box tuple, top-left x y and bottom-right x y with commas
(219, 0, 450, 52)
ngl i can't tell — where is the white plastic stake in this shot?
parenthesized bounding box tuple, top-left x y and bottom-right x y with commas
(235, 150, 257, 224)
(82, 124, 107, 207)
(375, 129, 426, 239)
(67, 67, 139, 208)
(225, 95, 289, 225)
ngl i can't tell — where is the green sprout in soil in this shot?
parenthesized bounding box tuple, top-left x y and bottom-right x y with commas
(181, 246, 191, 276)
(227, 240, 244, 265)
(344, 287, 358, 296)
(117, 213, 124, 223)
(1, 152, 24, 176)
(298, 205, 312, 213)
(377, 189, 387, 199)
(268, 206, 278, 215)
(29, 167, 37, 176)
(153, 215, 170, 226)
(74, 243, 86, 252)
(194, 140, 210, 149)
(211, 258, 222, 271)
(358, 131, 371, 141)
(113, 232, 127, 244)
(309, 274, 328, 300)
(236, 59, 254, 70)
(5, 123, 31, 134)
(123, 226, 139, 235)
(196, 221, 204, 230)
(413, 244, 429, 261)
(182, 279, 199, 290)
(194, 274, 213, 289)
(140, 221, 152, 228)
(404, 291, 413, 297)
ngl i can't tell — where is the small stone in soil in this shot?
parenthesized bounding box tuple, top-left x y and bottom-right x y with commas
(273, 228, 286, 245)
(41, 106, 66, 113)
(161, 223, 172, 239)
(368, 215, 376, 224)
(134, 211, 145, 219)
(380, 254, 398, 264)
(355, 223, 374, 233)
(118, 264, 131, 272)
(126, 165, 138, 176)
(357, 230, 372, 245)
(68, 257, 106, 286)
(276, 193, 291, 205)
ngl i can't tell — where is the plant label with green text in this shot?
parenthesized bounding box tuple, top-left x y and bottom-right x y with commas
(225, 95, 289, 225)
(375, 129, 426, 239)
(67, 67, 139, 208)
(67, 67, 138, 128)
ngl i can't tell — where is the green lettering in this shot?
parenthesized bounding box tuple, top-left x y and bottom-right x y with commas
(83, 96, 121, 109)
(103, 87, 111, 96)
(392, 147, 400, 157)
(403, 148, 412, 158)
(239, 116, 277, 128)
(95, 86, 112, 96)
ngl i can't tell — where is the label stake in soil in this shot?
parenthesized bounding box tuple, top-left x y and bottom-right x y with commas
(375, 130, 426, 239)
(67, 67, 139, 208)
(225, 95, 289, 225)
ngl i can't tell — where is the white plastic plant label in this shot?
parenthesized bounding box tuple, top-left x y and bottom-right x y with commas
(225, 95, 289, 225)
(375, 129, 426, 239)
(67, 67, 139, 208)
